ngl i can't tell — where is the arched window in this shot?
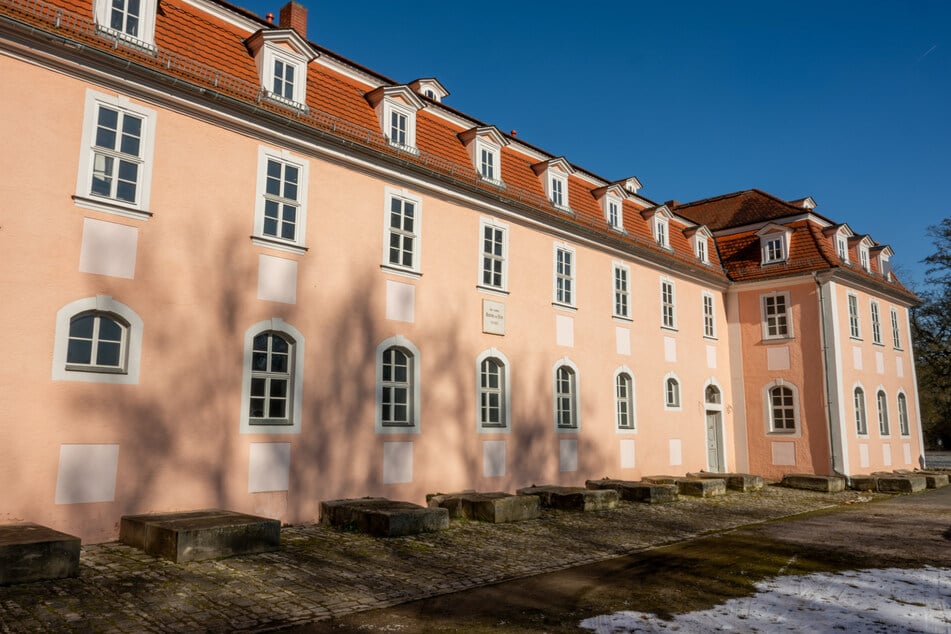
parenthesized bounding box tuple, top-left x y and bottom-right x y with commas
(897, 393, 910, 436)
(381, 346, 413, 427)
(555, 365, 577, 429)
(248, 332, 293, 424)
(53, 296, 144, 384)
(615, 372, 634, 430)
(877, 390, 890, 436)
(769, 385, 796, 432)
(854, 387, 868, 435)
(479, 357, 506, 429)
(665, 377, 680, 408)
(705, 384, 721, 405)
(66, 311, 128, 371)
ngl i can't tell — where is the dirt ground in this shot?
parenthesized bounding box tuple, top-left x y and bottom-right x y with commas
(283, 485, 951, 633)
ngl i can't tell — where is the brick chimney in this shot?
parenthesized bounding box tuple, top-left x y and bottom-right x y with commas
(279, 2, 307, 38)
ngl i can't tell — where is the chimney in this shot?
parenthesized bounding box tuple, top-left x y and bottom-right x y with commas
(279, 2, 307, 38)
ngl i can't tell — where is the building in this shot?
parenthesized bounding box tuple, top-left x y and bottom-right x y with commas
(0, 0, 923, 543)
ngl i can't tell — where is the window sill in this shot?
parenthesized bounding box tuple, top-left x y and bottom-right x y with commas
(850, 336, 863, 342)
(262, 91, 309, 114)
(661, 325, 678, 332)
(73, 195, 152, 221)
(552, 302, 577, 313)
(615, 427, 637, 434)
(478, 425, 510, 435)
(96, 25, 157, 54)
(65, 364, 127, 375)
(376, 425, 421, 435)
(251, 235, 307, 255)
(612, 315, 633, 323)
(555, 427, 579, 433)
(762, 336, 794, 343)
(477, 285, 509, 297)
(768, 430, 798, 436)
(478, 176, 506, 189)
(703, 335, 719, 342)
(893, 347, 904, 352)
(664, 405, 682, 412)
(381, 264, 422, 280)
(552, 203, 574, 216)
(872, 342, 885, 347)
(609, 225, 627, 235)
(387, 141, 420, 156)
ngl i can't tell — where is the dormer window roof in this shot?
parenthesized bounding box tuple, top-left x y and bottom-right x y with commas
(246, 28, 316, 110)
(408, 78, 449, 103)
(685, 225, 713, 264)
(622, 176, 643, 195)
(365, 85, 425, 154)
(756, 223, 792, 265)
(592, 183, 627, 231)
(871, 245, 894, 280)
(532, 157, 574, 213)
(789, 196, 817, 209)
(825, 223, 855, 263)
(459, 126, 508, 187)
(641, 205, 673, 249)
(850, 235, 875, 272)
(94, 0, 157, 50)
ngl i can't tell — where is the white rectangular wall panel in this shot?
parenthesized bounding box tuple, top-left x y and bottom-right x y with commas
(875, 351, 884, 375)
(620, 439, 636, 469)
(767, 346, 790, 371)
(248, 442, 291, 493)
(882, 444, 892, 467)
(664, 337, 677, 363)
(771, 441, 796, 466)
(79, 218, 138, 279)
(483, 440, 506, 477)
(668, 439, 682, 466)
(852, 346, 863, 370)
(706, 345, 717, 369)
(257, 254, 298, 304)
(482, 300, 505, 335)
(896, 357, 904, 377)
(383, 442, 413, 484)
(556, 315, 574, 348)
(859, 443, 870, 468)
(903, 443, 912, 466)
(559, 439, 578, 472)
(385, 280, 415, 323)
(616, 327, 631, 356)
(55, 444, 120, 504)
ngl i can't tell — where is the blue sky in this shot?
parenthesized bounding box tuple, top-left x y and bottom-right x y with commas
(240, 0, 949, 289)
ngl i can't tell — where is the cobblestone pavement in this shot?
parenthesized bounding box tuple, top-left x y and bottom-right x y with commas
(0, 487, 878, 633)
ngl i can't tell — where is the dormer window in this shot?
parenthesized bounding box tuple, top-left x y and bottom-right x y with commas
(606, 196, 622, 228)
(641, 205, 673, 249)
(532, 158, 574, 213)
(366, 86, 424, 154)
(697, 238, 708, 262)
(837, 236, 849, 261)
(873, 245, 894, 281)
(686, 226, 712, 264)
(756, 223, 792, 265)
(246, 29, 316, 110)
(459, 126, 508, 187)
(848, 235, 874, 273)
(827, 224, 853, 264)
(593, 183, 627, 231)
(94, 0, 157, 49)
(859, 247, 869, 271)
(408, 78, 449, 103)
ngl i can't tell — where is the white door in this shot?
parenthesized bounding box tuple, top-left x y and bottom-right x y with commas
(706, 411, 723, 472)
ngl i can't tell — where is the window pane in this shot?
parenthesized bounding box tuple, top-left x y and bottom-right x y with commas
(270, 378, 288, 397)
(67, 339, 92, 364)
(249, 398, 265, 418)
(268, 399, 286, 419)
(250, 377, 266, 396)
(97, 340, 121, 366)
(69, 314, 95, 338)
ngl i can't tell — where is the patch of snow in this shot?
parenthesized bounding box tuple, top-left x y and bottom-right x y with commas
(581, 566, 951, 633)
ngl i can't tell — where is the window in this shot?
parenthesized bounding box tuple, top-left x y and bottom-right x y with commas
(870, 301, 882, 345)
(664, 376, 681, 409)
(702, 292, 716, 338)
(613, 264, 630, 319)
(854, 387, 868, 435)
(859, 246, 870, 272)
(554, 245, 575, 307)
(890, 308, 902, 349)
(554, 364, 578, 429)
(375, 336, 421, 433)
(52, 296, 144, 384)
(549, 173, 568, 210)
(654, 216, 669, 248)
(75, 90, 156, 218)
(769, 385, 796, 432)
(615, 371, 635, 430)
(763, 236, 784, 263)
(877, 390, 890, 436)
(705, 384, 722, 405)
(461, 127, 508, 187)
(389, 108, 409, 147)
(534, 158, 573, 212)
(605, 195, 623, 229)
(246, 30, 315, 110)
(366, 86, 424, 154)
(837, 236, 849, 262)
(762, 293, 791, 339)
(479, 220, 507, 290)
(661, 278, 676, 329)
(479, 357, 506, 429)
(696, 237, 708, 263)
(479, 146, 497, 182)
(94, 0, 156, 48)
(898, 393, 910, 436)
(253, 147, 309, 252)
(848, 293, 861, 339)
(271, 57, 297, 102)
(240, 318, 305, 434)
(383, 189, 422, 274)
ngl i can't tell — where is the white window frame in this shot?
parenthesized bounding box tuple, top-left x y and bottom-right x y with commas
(475, 138, 503, 186)
(897, 391, 911, 436)
(837, 235, 849, 262)
(859, 245, 870, 272)
(52, 296, 144, 384)
(239, 318, 305, 434)
(553, 244, 576, 308)
(696, 237, 709, 263)
(890, 307, 903, 350)
(762, 235, 785, 264)
(764, 381, 800, 435)
(374, 336, 421, 434)
(605, 194, 623, 230)
(548, 171, 570, 211)
(75, 90, 157, 220)
(847, 293, 861, 339)
(552, 358, 580, 431)
(476, 348, 511, 433)
(870, 300, 882, 345)
(261, 47, 308, 109)
(478, 218, 508, 292)
(614, 366, 636, 432)
(854, 385, 869, 436)
(612, 263, 631, 320)
(94, 0, 157, 49)
(654, 215, 669, 248)
(876, 388, 890, 436)
(702, 291, 717, 339)
(663, 372, 682, 410)
(252, 146, 310, 253)
(660, 277, 677, 330)
(382, 187, 423, 276)
(761, 291, 792, 340)
(383, 100, 418, 153)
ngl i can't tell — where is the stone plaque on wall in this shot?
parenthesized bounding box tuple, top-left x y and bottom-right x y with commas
(483, 299, 505, 335)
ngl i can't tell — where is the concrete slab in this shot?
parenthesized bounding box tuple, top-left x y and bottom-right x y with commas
(913, 472, 950, 488)
(119, 509, 280, 563)
(876, 476, 928, 494)
(687, 472, 765, 492)
(849, 476, 878, 491)
(427, 491, 540, 523)
(0, 523, 80, 585)
(585, 479, 679, 504)
(516, 486, 618, 511)
(321, 498, 449, 537)
(781, 474, 847, 493)
(643, 476, 727, 497)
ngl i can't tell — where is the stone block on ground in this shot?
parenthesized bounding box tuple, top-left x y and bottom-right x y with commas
(643, 476, 727, 497)
(321, 498, 449, 537)
(687, 472, 765, 492)
(0, 523, 80, 585)
(119, 509, 280, 563)
(780, 474, 846, 493)
(516, 485, 618, 511)
(585, 479, 679, 503)
(915, 472, 950, 488)
(849, 476, 878, 491)
(875, 476, 928, 494)
(427, 491, 540, 523)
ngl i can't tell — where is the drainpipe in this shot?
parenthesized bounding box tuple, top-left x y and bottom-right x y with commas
(815, 271, 848, 483)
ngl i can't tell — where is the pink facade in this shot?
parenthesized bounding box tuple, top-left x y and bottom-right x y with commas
(0, 0, 921, 543)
